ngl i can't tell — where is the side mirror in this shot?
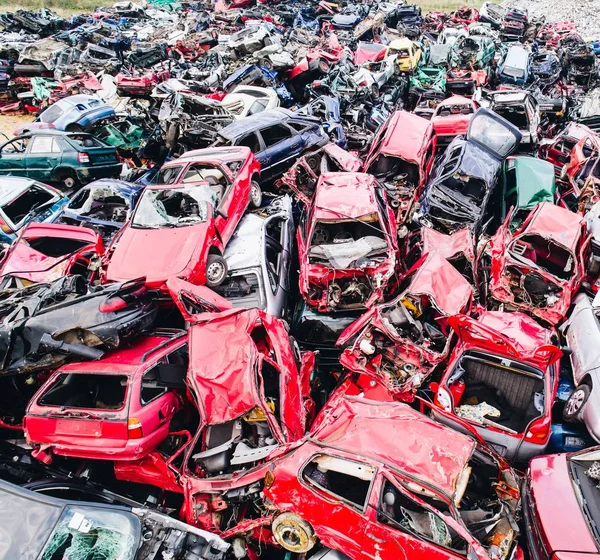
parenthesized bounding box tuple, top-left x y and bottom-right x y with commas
(156, 363, 187, 388)
(216, 207, 228, 219)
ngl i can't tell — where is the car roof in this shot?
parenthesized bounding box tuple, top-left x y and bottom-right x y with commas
(0, 177, 45, 205)
(57, 332, 186, 373)
(18, 130, 95, 138)
(510, 156, 555, 210)
(55, 94, 105, 106)
(504, 45, 530, 67)
(219, 108, 312, 139)
(223, 212, 265, 269)
(309, 394, 475, 498)
(377, 110, 434, 163)
(521, 201, 584, 252)
(314, 172, 380, 220)
(175, 146, 252, 164)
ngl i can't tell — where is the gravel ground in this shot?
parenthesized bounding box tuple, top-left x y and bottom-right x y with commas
(501, 0, 600, 38)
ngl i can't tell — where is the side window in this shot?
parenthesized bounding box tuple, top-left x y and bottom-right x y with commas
(288, 121, 308, 133)
(140, 362, 168, 405)
(2, 138, 29, 154)
(30, 136, 61, 154)
(237, 133, 261, 153)
(302, 454, 375, 510)
(377, 480, 467, 554)
(260, 124, 293, 148)
(248, 99, 269, 116)
(265, 235, 282, 294)
(259, 359, 281, 421)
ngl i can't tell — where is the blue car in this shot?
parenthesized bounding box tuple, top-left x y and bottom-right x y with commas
(57, 178, 144, 241)
(0, 177, 69, 244)
(214, 108, 329, 182)
(16, 94, 115, 135)
(497, 44, 530, 85)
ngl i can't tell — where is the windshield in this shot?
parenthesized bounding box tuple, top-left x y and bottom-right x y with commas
(132, 186, 212, 228)
(40, 104, 65, 124)
(41, 505, 139, 560)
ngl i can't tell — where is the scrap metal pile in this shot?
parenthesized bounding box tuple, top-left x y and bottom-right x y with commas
(2, 1, 600, 559)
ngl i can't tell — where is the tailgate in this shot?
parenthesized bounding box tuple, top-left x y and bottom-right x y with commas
(88, 146, 119, 165)
(26, 415, 129, 447)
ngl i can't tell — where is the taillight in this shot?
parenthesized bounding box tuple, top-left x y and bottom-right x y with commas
(526, 417, 551, 442)
(0, 216, 11, 235)
(436, 386, 452, 412)
(78, 152, 90, 164)
(99, 297, 127, 313)
(128, 418, 143, 439)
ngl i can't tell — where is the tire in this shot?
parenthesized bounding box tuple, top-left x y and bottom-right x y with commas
(66, 123, 83, 133)
(249, 180, 262, 208)
(371, 84, 380, 99)
(318, 59, 330, 74)
(564, 384, 591, 423)
(259, 58, 273, 70)
(205, 254, 228, 288)
(58, 170, 79, 190)
(272, 512, 316, 553)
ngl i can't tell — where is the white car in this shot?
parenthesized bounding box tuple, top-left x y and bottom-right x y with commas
(221, 86, 280, 119)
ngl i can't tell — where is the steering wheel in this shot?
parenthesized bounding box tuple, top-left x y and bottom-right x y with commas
(313, 226, 330, 245)
(333, 231, 354, 243)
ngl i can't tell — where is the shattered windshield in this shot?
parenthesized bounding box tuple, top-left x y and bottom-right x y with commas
(509, 234, 574, 280)
(41, 506, 139, 560)
(132, 186, 212, 229)
(309, 218, 389, 268)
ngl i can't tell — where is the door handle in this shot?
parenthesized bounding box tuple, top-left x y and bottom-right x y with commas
(366, 533, 385, 544)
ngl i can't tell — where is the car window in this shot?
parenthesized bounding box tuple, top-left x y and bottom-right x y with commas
(1, 138, 29, 154)
(68, 134, 105, 149)
(149, 165, 184, 185)
(248, 99, 269, 116)
(237, 133, 262, 153)
(303, 454, 375, 510)
(141, 363, 167, 405)
(265, 234, 282, 295)
(39, 103, 64, 124)
(260, 124, 293, 148)
(377, 479, 467, 554)
(181, 164, 229, 190)
(29, 136, 61, 154)
(2, 185, 57, 228)
(288, 121, 308, 133)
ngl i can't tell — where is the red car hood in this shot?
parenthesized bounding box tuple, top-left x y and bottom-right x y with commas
(106, 222, 210, 283)
(431, 114, 471, 136)
(529, 454, 598, 555)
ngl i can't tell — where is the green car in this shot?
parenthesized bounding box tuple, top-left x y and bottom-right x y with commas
(450, 35, 495, 70)
(95, 119, 145, 152)
(501, 156, 556, 230)
(410, 66, 447, 94)
(0, 131, 122, 189)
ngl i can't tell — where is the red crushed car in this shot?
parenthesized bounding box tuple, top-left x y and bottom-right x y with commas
(263, 391, 523, 560)
(430, 95, 478, 151)
(297, 172, 399, 312)
(362, 110, 437, 224)
(24, 328, 192, 463)
(115, 294, 316, 534)
(524, 447, 600, 559)
(431, 312, 562, 463)
(116, 68, 170, 97)
(488, 202, 589, 325)
(538, 121, 592, 177)
(104, 146, 261, 289)
(276, 143, 362, 206)
(337, 252, 472, 400)
(0, 222, 104, 287)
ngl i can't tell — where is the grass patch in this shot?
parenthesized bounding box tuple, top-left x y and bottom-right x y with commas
(0, 0, 501, 16)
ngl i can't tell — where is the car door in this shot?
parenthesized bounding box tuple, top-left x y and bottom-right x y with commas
(295, 452, 374, 560)
(25, 135, 62, 181)
(257, 123, 302, 181)
(135, 344, 188, 437)
(564, 294, 600, 386)
(362, 474, 470, 560)
(0, 137, 30, 176)
(264, 216, 291, 316)
(466, 108, 522, 160)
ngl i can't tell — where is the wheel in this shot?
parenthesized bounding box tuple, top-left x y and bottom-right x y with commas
(371, 84, 380, 99)
(249, 180, 262, 208)
(259, 58, 273, 70)
(564, 384, 591, 423)
(66, 123, 83, 133)
(205, 254, 228, 288)
(59, 170, 79, 190)
(272, 512, 316, 553)
(318, 59, 330, 74)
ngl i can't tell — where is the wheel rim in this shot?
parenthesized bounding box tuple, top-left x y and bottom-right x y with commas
(207, 261, 225, 282)
(251, 184, 261, 206)
(566, 389, 586, 416)
(64, 176, 75, 189)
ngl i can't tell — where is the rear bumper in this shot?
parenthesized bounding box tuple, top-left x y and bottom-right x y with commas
(75, 163, 122, 181)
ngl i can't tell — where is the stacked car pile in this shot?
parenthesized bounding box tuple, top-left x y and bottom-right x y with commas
(3, 1, 600, 559)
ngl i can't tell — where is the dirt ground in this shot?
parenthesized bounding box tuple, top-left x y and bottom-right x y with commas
(0, 113, 33, 141)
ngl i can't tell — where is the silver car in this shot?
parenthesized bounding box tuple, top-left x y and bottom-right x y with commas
(562, 292, 600, 441)
(213, 195, 293, 318)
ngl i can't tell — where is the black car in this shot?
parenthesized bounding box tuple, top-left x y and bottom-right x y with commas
(214, 108, 329, 183)
(0, 275, 156, 376)
(0, 477, 230, 560)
